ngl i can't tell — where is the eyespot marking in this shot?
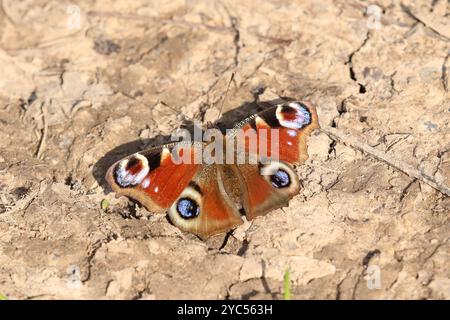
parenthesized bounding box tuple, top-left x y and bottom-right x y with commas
(177, 197, 200, 219)
(270, 169, 290, 188)
(276, 102, 312, 129)
(259, 160, 298, 192)
(125, 157, 139, 171)
(114, 153, 150, 187)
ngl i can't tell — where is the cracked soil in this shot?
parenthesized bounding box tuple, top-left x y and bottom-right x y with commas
(0, 0, 449, 299)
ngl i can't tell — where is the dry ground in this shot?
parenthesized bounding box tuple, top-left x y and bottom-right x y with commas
(0, 0, 449, 299)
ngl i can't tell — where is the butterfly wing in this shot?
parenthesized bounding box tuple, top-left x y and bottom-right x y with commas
(229, 100, 319, 219)
(167, 164, 242, 239)
(231, 161, 301, 220)
(105, 100, 319, 236)
(106, 143, 242, 238)
(235, 100, 319, 165)
(106, 143, 201, 212)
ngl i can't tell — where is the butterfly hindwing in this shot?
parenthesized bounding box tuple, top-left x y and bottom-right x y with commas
(232, 160, 300, 220)
(167, 164, 243, 239)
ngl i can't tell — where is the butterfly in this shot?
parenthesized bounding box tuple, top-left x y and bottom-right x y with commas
(105, 99, 319, 239)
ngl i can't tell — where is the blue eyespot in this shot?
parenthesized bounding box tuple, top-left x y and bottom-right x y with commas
(177, 198, 200, 219)
(270, 170, 290, 188)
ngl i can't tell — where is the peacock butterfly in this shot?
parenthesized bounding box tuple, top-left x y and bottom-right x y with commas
(105, 99, 319, 239)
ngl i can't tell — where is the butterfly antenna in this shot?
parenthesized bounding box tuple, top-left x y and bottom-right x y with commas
(119, 91, 195, 125)
(216, 72, 235, 123)
(159, 100, 196, 125)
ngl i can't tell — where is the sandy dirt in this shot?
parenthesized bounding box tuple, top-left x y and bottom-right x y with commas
(0, 0, 449, 299)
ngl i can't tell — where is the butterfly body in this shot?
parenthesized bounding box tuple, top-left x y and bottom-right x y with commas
(106, 100, 319, 238)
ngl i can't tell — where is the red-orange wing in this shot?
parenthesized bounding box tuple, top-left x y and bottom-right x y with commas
(106, 143, 242, 238)
(166, 164, 242, 239)
(106, 143, 202, 212)
(228, 101, 319, 219)
(236, 101, 319, 165)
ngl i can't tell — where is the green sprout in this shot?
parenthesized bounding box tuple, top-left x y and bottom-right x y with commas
(100, 199, 110, 212)
(283, 269, 291, 300)
(0, 293, 7, 300)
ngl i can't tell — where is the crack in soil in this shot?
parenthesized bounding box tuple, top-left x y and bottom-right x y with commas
(230, 16, 240, 68)
(399, 178, 417, 202)
(219, 1, 240, 69)
(335, 269, 352, 300)
(441, 53, 449, 91)
(82, 233, 117, 283)
(346, 31, 370, 94)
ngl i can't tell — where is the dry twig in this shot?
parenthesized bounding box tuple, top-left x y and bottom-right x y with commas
(35, 102, 48, 160)
(321, 127, 450, 197)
